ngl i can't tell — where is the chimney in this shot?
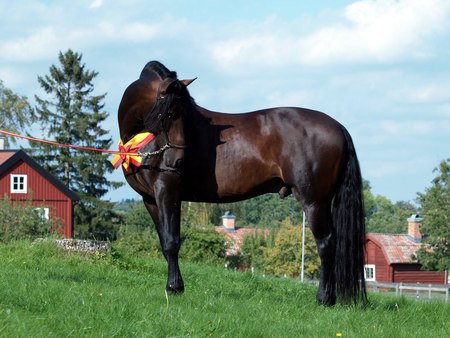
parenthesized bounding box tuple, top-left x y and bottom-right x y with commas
(407, 214, 423, 242)
(0, 136, 4, 150)
(222, 211, 236, 232)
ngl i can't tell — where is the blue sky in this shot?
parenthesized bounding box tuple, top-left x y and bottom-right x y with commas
(1, 0, 449, 204)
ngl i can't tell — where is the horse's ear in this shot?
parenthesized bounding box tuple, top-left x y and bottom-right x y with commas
(181, 78, 197, 87)
(159, 78, 178, 96)
(159, 77, 196, 96)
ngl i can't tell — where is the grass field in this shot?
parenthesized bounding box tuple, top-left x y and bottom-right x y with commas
(0, 241, 449, 337)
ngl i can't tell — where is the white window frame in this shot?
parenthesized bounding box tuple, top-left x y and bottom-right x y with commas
(34, 207, 50, 221)
(10, 174, 28, 194)
(364, 264, 376, 282)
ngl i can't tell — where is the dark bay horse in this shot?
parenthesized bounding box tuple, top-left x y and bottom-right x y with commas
(117, 61, 367, 305)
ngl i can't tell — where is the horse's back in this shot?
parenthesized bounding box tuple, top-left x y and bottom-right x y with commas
(184, 107, 346, 202)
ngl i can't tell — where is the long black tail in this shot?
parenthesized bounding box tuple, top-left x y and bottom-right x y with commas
(332, 126, 367, 304)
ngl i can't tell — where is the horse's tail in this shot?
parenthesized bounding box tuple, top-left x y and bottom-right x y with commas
(332, 125, 367, 304)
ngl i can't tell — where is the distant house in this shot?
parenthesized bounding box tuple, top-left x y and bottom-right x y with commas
(0, 147, 79, 238)
(215, 212, 270, 256)
(365, 215, 447, 284)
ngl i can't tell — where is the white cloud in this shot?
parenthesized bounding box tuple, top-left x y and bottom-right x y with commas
(1, 27, 60, 62)
(90, 0, 103, 9)
(266, 89, 314, 107)
(303, 0, 449, 63)
(0, 20, 163, 63)
(365, 161, 405, 178)
(396, 82, 450, 104)
(210, 0, 450, 70)
(0, 67, 24, 88)
(379, 120, 435, 136)
(118, 22, 161, 42)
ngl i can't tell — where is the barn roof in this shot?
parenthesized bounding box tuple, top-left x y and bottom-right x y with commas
(0, 149, 79, 201)
(367, 233, 422, 264)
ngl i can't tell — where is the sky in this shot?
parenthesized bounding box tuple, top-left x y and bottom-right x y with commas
(0, 0, 449, 204)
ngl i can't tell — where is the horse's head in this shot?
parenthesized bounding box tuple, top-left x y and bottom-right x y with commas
(144, 75, 196, 169)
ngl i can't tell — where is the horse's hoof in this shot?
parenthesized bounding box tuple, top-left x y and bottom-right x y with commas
(316, 293, 336, 307)
(166, 283, 184, 295)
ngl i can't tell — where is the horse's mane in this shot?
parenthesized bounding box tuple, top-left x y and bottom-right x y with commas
(140, 61, 177, 82)
(141, 61, 193, 135)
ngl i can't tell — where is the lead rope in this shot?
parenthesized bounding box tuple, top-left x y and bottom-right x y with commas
(0, 129, 138, 156)
(0, 129, 173, 158)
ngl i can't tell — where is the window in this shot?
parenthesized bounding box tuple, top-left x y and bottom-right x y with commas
(10, 174, 27, 193)
(364, 264, 376, 281)
(34, 207, 50, 221)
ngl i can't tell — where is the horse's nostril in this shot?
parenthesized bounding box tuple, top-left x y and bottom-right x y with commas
(175, 158, 183, 168)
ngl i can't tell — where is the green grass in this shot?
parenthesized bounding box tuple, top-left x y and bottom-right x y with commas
(1, 241, 449, 337)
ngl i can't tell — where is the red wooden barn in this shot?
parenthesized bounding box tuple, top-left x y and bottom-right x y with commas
(0, 148, 79, 238)
(365, 215, 447, 284)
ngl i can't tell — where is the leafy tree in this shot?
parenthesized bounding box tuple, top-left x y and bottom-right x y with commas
(181, 202, 218, 228)
(240, 230, 275, 271)
(239, 194, 302, 228)
(119, 201, 156, 235)
(262, 219, 320, 279)
(416, 159, 450, 271)
(32, 49, 123, 240)
(209, 194, 302, 229)
(0, 80, 34, 146)
(363, 179, 416, 233)
(391, 200, 418, 232)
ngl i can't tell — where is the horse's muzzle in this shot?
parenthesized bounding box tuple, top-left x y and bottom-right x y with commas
(164, 150, 184, 169)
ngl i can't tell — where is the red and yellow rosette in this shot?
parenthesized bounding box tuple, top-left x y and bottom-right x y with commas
(111, 132, 154, 172)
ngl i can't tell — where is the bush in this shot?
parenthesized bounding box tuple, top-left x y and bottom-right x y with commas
(180, 226, 227, 265)
(114, 229, 161, 257)
(115, 201, 160, 256)
(0, 196, 56, 242)
(117, 202, 227, 266)
(240, 230, 275, 270)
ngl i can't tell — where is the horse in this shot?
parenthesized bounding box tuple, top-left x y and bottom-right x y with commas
(116, 61, 367, 306)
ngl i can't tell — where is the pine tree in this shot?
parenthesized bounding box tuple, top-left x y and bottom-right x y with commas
(417, 159, 450, 271)
(32, 49, 123, 240)
(0, 80, 34, 146)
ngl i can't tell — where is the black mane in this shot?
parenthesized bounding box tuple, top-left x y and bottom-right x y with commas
(140, 60, 177, 81)
(141, 61, 193, 135)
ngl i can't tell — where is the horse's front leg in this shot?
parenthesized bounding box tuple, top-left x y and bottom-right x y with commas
(144, 182, 184, 294)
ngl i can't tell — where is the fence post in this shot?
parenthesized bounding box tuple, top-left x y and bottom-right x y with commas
(446, 288, 449, 302)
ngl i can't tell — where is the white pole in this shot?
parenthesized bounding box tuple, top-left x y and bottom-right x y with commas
(301, 211, 306, 283)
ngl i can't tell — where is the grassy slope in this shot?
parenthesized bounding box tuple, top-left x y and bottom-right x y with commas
(0, 241, 449, 337)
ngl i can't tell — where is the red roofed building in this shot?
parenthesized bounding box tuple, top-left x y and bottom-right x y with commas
(215, 211, 270, 256)
(0, 147, 79, 238)
(365, 215, 447, 284)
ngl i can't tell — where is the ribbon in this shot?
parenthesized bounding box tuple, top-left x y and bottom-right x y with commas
(111, 132, 154, 171)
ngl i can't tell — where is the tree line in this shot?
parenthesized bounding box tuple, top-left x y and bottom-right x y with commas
(1, 49, 449, 274)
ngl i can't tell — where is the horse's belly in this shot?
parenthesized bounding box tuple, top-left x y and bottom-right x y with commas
(182, 158, 284, 203)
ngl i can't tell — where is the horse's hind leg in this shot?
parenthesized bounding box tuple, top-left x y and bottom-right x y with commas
(302, 201, 336, 306)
